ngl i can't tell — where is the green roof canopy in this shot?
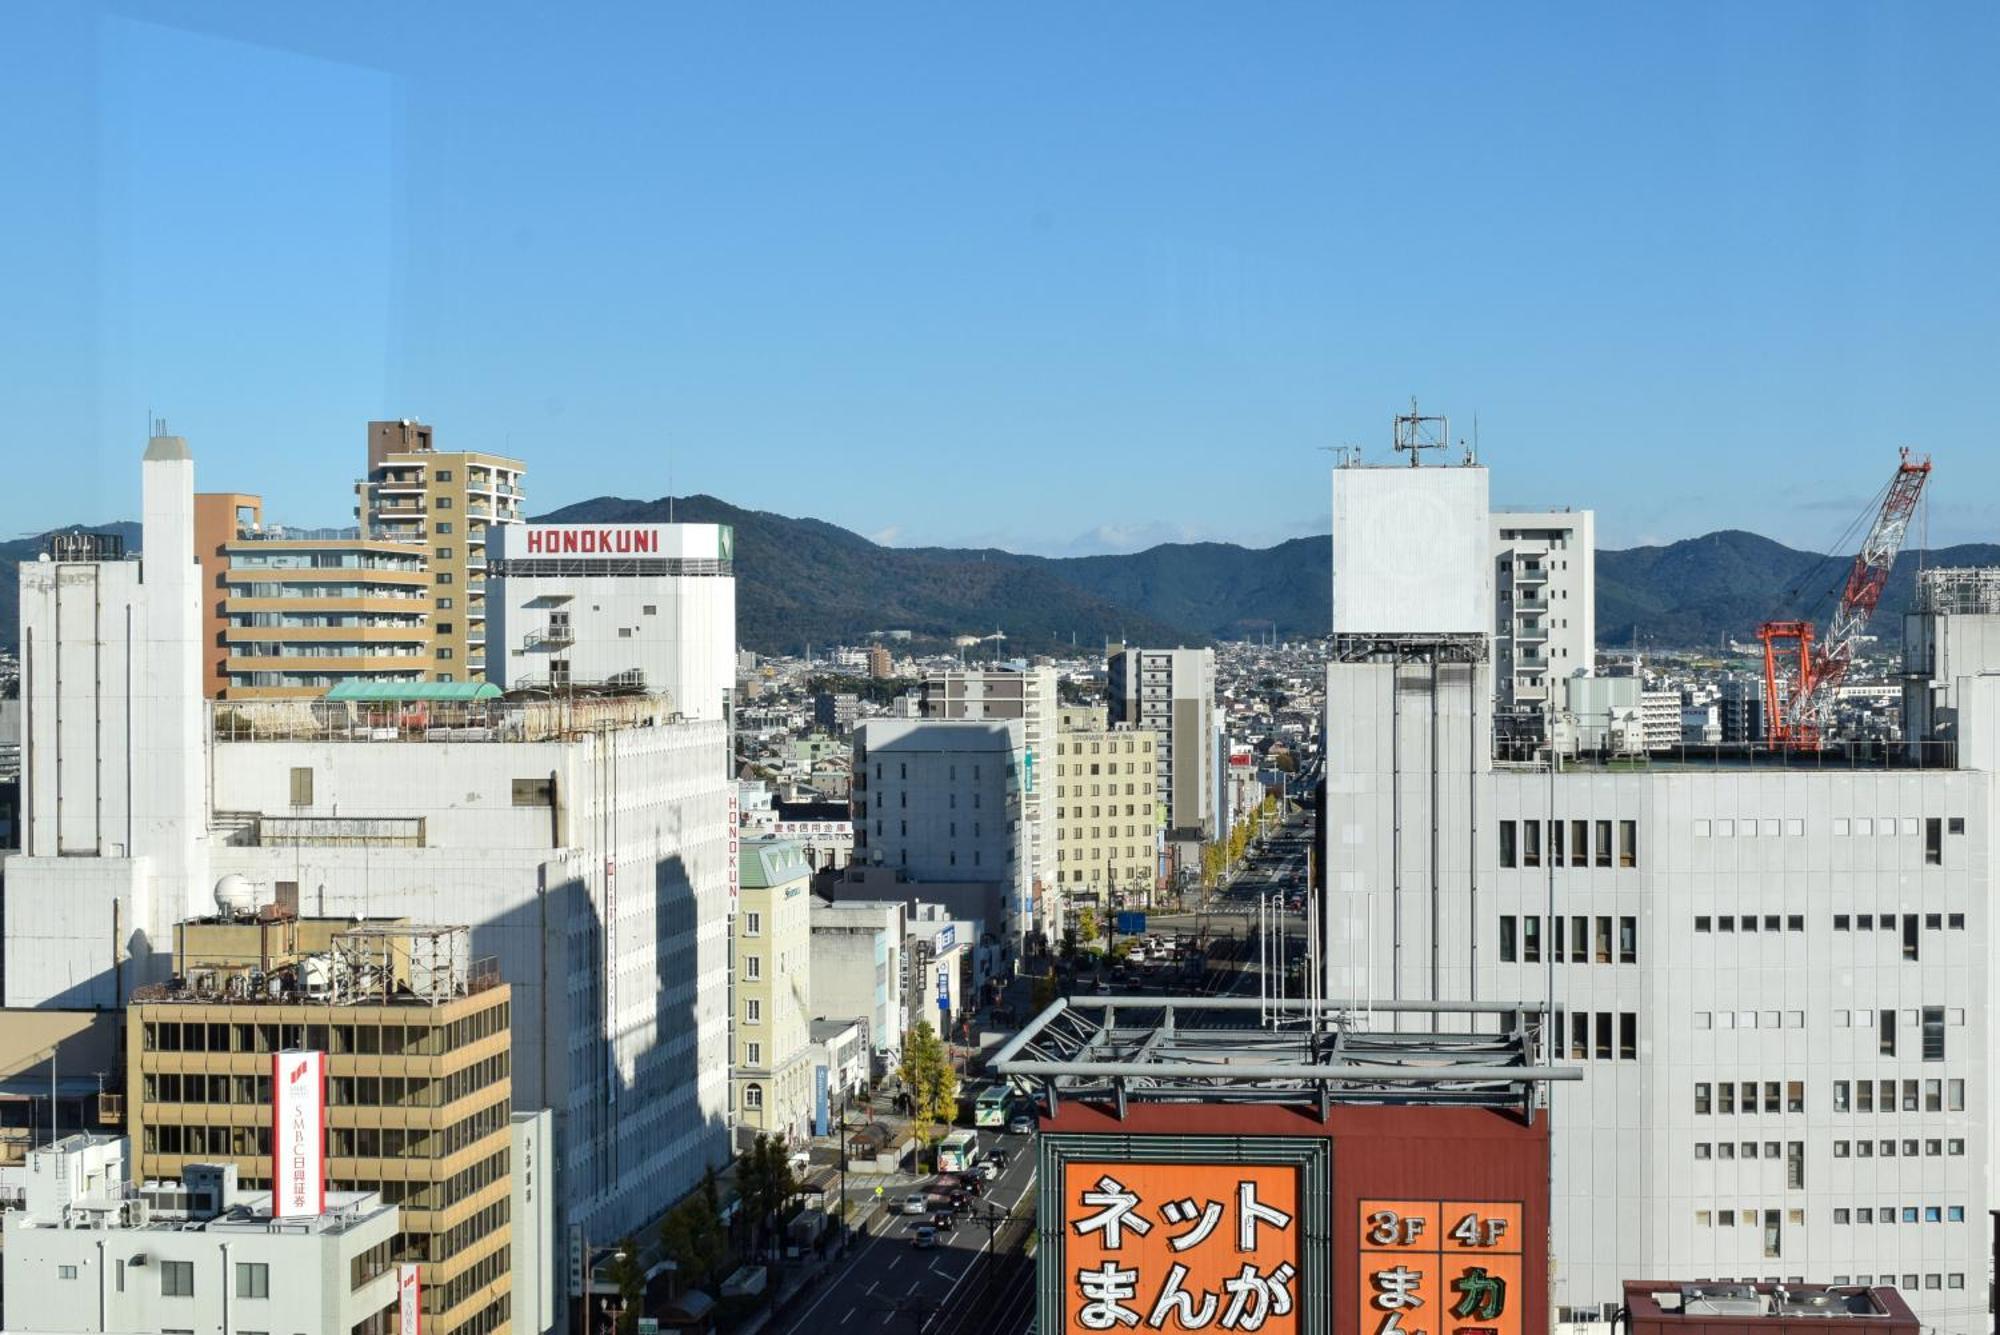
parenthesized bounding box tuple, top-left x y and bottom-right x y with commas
(324, 681, 503, 702)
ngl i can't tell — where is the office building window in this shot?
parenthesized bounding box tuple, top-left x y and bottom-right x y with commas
(1522, 916, 1540, 963)
(162, 1261, 195, 1297)
(236, 1263, 269, 1298)
(1619, 820, 1637, 867)
(1618, 1012, 1637, 1060)
(1523, 820, 1541, 867)
(1618, 916, 1637, 963)
(1880, 1009, 1896, 1056)
(1594, 819, 1611, 866)
(1499, 916, 1517, 963)
(1695, 1082, 1712, 1115)
(1922, 1007, 1945, 1060)
(1499, 820, 1517, 868)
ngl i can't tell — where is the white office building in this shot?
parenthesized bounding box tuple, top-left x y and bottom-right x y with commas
(5, 439, 735, 1248)
(488, 520, 736, 721)
(1323, 458, 1990, 1324)
(809, 899, 906, 1068)
(918, 667, 1058, 936)
(3, 1137, 402, 1335)
(849, 719, 1030, 952)
(1492, 509, 1596, 729)
(1106, 645, 1217, 845)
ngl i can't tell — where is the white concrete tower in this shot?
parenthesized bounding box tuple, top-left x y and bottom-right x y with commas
(133, 431, 212, 937)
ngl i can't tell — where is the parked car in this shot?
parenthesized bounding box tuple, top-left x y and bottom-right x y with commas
(911, 1225, 938, 1249)
(900, 1193, 929, 1215)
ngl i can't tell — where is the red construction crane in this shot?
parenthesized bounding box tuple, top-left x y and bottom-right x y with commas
(1758, 448, 1931, 749)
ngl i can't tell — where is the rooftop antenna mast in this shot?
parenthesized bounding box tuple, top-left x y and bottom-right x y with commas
(1393, 397, 1448, 467)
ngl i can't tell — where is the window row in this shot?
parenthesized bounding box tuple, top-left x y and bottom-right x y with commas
(1547, 1010, 1639, 1060)
(1834, 1137, 1967, 1158)
(1694, 914, 1804, 934)
(1690, 1207, 1797, 1256)
(1498, 914, 1636, 964)
(1831, 1206, 1967, 1224)
(1694, 1081, 1806, 1115)
(1693, 1140, 1805, 1185)
(1831, 1078, 1966, 1113)
(1498, 819, 1638, 868)
(139, 1008, 506, 1055)
(1831, 912, 1966, 960)
(1839, 1008, 1954, 1060)
(1693, 1011, 1805, 1031)
(142, 1057, 509, 1110)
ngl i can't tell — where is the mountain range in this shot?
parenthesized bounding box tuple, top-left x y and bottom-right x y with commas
(3, 502, 1995, 659)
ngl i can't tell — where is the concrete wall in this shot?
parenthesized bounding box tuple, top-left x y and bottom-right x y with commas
(205, 717, 732, 1243)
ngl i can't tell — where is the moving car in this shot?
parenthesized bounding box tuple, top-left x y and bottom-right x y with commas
(972, 1159, 998, 1181)
(1008, 1111, 1035, 1135)
(900, 1193, 929, 1215)
(912, 1225, 938, 1249)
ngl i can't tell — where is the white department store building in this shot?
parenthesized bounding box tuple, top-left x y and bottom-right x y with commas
(1323, 457, 1991, 1323)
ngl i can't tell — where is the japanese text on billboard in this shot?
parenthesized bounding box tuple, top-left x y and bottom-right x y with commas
(1062, 1161, 1300, 1332)
(1358, 1200, 1523, 1335)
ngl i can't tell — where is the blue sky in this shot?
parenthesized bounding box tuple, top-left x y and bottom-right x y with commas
(5, 2, 1998, 555)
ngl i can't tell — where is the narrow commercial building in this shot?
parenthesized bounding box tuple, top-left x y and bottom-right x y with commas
(128, 917, 513, 1335)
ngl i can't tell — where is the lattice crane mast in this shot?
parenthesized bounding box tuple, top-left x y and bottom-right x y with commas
(1758, 449, 1931, 749)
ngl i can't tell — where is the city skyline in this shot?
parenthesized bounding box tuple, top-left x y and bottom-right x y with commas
(6, 3, 2000, 554)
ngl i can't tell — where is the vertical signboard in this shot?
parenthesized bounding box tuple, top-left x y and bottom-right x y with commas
(727, 793, 741, 913)
(814, 1064, 831, 1138)
(397, 1263, 423, 1335)
(1359, 1200, 1523, 1335)
(1051, 1154, 1318, 1333)
(271, 1049, 326, 1218)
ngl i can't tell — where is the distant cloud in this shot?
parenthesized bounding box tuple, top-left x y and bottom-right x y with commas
(867, 525, 902, 546)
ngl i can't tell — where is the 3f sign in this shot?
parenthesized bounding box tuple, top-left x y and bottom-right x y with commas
(1366, 1209, 1426, 1247)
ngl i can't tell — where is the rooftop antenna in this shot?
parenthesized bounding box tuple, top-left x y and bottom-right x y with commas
(1392, 397, 1448, 467)
(1318, 443, 1363, 467)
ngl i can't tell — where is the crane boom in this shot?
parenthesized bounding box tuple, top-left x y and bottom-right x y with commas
(1759, 449, 1931, 749)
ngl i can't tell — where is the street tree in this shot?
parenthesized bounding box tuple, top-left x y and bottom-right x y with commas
(897, 1020, 959, 1172)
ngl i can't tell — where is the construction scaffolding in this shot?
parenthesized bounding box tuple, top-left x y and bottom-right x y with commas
(1916, 566, 2000, 616)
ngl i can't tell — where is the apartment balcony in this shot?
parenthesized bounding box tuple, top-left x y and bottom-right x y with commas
(1514, 621, 1548, 643)
(371, 472, 426, 493)
(1513, 562, 1548, 584)
(373, 498, 428, 515)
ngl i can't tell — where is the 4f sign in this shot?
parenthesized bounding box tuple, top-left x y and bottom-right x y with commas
(271, 1049, 326, 1218)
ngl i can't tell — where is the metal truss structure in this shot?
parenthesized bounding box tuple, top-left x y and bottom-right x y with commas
(1329, 632, 1489, 665)
(992, 997, 1580, 1119)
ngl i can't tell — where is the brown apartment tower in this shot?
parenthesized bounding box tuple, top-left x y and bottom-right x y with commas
(357, 420, 526, 684)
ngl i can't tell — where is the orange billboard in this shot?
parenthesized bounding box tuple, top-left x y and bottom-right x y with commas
(1060, 1160, 1303, 1332)
(1358, 1200, 1523, 1335)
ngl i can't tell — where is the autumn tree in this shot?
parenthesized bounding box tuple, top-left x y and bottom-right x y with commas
(897, 1020, 959, 1172)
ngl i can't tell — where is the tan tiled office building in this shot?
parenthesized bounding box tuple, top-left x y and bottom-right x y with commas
(1051, 704, 1163, 911)
(195, 492, 434, 700)
(358, 420, 526, 683)
(129, 916, 513, 1335)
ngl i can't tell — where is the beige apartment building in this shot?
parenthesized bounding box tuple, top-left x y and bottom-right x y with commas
(128, 915, 514, 1335)
(732, 837, 815, 1143)
(196, 492, 434, 699)
(1051, 705, 1162, 917)
(357, 420, 525, 683)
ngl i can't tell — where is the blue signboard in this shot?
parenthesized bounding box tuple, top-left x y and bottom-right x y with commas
(813, 1064, 830, 1137)
(938, 923, 956, 953)
(1115, 911, 1147, 936)
(936, 966, 951, 1004)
